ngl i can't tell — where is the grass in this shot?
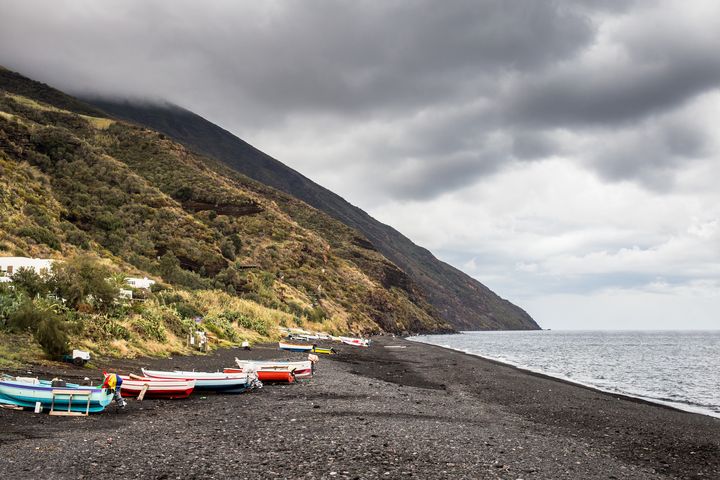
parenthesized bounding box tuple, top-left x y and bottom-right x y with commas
(81, 115, 115, 130)
(0, 332, 47, 368)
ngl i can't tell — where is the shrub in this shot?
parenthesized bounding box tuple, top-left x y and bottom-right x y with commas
(174, 301, 201, 319)
(51, 256, 118, 311)
(217, 310, 269, 336)
(8, 301, 69, 358)
(203, 314, 238, 342)
(0, 288, 25, 329)
(306, 306, 328, 323)
(131, 310, 167, 342)
(10, 267, 50, 298)
(16, 226, 61, 250)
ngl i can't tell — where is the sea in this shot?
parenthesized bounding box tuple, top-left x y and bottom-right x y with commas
(409, 330, 720, 419)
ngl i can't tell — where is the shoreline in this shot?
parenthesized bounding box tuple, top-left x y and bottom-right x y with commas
(1, 336, 719, 479)
(408, 337, 720, 420)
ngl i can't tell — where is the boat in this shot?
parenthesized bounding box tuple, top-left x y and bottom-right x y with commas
(223, 367, 294, 383)
(311, 346, 336, 355)
(234, 358, 313, 379)
(288, 333, 320, 341)
(0, 376, 112, 413)
(339, 336, 370, 347)
(119, 375, 196, 399)
(141, 369, 260, 393)
(278, 341, 314, 353)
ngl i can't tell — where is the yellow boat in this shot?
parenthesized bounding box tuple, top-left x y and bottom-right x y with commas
(311, 346, 336, 355)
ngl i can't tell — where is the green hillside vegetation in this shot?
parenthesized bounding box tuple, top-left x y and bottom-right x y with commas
(88, 98, 539, 331)
(0, 74, 450, 363)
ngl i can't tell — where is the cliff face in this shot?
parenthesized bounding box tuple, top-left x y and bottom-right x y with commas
(0, 67, 451, 334)
(87, 99, 540, 331)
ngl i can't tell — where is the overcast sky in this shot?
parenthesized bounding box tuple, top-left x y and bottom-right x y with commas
(1, 0, 719, 329)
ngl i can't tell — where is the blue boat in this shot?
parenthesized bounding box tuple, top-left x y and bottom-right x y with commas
(0, 377, 112, 413)
(278, 341, 314, 353)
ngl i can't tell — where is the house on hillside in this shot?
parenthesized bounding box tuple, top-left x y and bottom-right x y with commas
(125, 276, 156, 290)
(0, 257, 55, 280)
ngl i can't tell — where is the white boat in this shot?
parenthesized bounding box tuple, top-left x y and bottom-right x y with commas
(141, 369, 260, 393)
(234, 358, 313, 378)
(339, 336, 370, 347)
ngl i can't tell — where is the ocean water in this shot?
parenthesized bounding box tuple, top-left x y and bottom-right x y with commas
(409, 330, 720, 418)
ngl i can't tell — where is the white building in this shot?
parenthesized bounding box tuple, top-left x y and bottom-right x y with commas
(125, 276, 156, 290)
(0, 257, 55, 278)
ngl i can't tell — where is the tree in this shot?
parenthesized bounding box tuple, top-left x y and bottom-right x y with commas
(51, 256, 118, 311)
(10, 267, 50, 298)
(8, 300, 69, 359)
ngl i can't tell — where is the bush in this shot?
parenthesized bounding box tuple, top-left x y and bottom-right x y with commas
(219, 310, 269, 336)
(51, 256, 118, 311)
(8, 301, 69, 358)
(202, 315, 238, 342)
(11, 267, 50, 298)
(131, 310, 167, 342)
(16, 226, 61, 250)
(306, 306, 328, 323)
(0, 288, 25, 329)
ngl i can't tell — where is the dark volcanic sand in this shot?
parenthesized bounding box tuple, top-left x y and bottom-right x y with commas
(1, 336, 719, 479)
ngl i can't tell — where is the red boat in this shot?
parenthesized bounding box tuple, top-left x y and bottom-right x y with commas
(119, 375, 196, 399)
(223, 368, 295, 383)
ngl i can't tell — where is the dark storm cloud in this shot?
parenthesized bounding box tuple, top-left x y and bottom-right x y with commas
(0, 0, 718, 200)
(0, 0, 594, 115)
(505, 53, 720, 128)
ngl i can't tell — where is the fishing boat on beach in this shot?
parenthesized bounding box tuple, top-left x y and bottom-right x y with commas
(278, 341, 314, 353)
(223, 367, 295, 383)
(119, 375, 196, 399)
(288, 333, 320, 342)
(234, 358, 313, 379)
(311, 346, 336, 355)
(141, 369, 260, 393)
(0, 376, 112, 413)
(339, 336, 370, 347)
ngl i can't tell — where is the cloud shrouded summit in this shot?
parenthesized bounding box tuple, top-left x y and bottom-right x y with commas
(1, 0, 719, 328)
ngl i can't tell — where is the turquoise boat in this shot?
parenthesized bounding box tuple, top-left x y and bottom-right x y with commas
(0, 377, 113, 413)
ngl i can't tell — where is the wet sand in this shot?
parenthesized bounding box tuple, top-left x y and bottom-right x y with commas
(1, 336, 718, 479)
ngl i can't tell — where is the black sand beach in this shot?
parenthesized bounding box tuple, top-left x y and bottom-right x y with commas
(1, 336, 719, 479)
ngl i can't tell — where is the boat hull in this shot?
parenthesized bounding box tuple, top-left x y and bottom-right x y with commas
(119, 376, 196, 399)
(0, 380, 112, 413)
(235, 359, 313, 378)
(278, 342, 313, 352)
(141, 369, 259, 393)
(311, 347, 335, 355)
(339, 337, 370, 347)
(223, 368, 295, 383)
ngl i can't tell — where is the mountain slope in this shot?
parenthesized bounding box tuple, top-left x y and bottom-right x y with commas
(87, 99, 539, 330)
(0, 68, 450, 336)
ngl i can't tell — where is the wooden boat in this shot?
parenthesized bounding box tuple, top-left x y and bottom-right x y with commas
(0, 376, 112, 413)
(141, 369, 260, 393)
(311, 346, 336, 355)
(278, 341, 314, 353)
(339, 336, 370, 347)
(288, 333, 320, 341)
(223, 368, 294, 383)
(234, 358, 313, 379)
(119, 375, 196, 399)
